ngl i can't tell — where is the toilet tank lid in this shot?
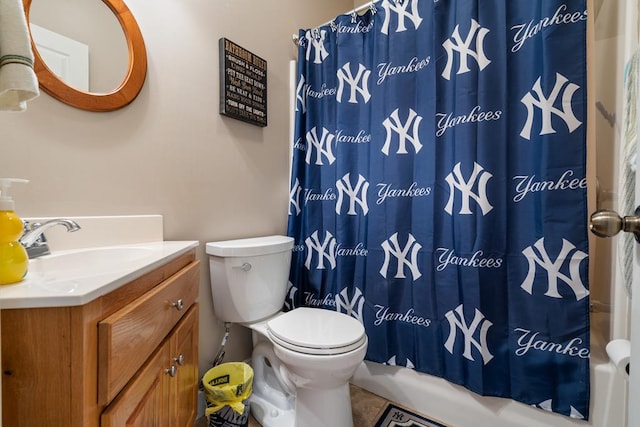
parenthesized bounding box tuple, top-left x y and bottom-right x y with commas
(206, 235, 294, 257)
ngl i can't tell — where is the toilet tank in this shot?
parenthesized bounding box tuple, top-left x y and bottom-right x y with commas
(206, 235, 294, 323)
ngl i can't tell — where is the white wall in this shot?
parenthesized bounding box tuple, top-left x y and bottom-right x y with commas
(0, 0, 353, 376)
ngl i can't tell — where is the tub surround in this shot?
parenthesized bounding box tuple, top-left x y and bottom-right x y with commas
(352, 326, 626, 427)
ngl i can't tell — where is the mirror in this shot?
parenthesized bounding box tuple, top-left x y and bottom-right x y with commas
(23, 0, 147, 112)
(28, 0, 128, 94)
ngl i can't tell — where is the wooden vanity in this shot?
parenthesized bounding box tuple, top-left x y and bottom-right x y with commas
(1, 247, 199, 426)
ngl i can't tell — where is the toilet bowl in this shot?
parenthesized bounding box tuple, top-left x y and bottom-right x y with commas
(249, 308, 367, 427)
(206, 236, 368, 427)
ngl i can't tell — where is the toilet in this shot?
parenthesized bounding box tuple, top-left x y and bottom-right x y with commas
(206, 235, 368, 427)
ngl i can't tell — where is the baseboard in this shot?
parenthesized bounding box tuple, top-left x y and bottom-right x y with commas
(197, 390, 206, 419)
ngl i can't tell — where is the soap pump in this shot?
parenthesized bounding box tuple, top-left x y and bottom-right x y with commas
(0, 178, 29, 285)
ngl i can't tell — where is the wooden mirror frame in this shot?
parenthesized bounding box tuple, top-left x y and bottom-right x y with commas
(23, 0, 147, 112)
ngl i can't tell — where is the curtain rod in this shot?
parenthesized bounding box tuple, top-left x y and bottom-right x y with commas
(292, 1, 381, 46)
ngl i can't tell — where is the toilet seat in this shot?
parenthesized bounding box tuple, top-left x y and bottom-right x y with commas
(266, 307, 366, 355)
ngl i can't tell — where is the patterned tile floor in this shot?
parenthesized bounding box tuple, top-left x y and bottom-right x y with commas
(195, 384, 390, 427)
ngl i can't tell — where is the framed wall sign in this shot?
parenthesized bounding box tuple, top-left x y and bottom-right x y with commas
(219, 38, 267, 127)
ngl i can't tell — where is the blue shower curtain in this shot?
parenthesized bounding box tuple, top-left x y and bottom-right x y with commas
(287, 0, 589, 419)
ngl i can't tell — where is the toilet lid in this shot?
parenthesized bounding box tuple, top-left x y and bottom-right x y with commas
(267, 307, 366, 355)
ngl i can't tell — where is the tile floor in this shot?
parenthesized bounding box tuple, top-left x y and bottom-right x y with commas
(196, 384, 390, 427)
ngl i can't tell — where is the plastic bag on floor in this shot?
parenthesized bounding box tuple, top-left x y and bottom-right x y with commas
(203, 362, 253, 427)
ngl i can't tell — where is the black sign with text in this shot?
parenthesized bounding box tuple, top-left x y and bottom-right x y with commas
(219, 38, 267, 127)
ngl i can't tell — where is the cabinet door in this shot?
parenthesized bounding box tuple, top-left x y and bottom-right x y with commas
(171, 305, 199, 427)
(1, 307, 73, 426)
(101, 305, 199, 427)
(98, 261, 199, 404)
(101, 342, 171, 427)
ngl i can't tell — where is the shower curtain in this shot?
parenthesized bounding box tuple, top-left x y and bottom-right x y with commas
(287, 0, 589, 419)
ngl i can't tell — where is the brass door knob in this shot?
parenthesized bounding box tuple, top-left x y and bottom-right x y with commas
(590, 207, 640, 243)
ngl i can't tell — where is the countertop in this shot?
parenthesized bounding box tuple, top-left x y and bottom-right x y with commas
(0, 240, 199, 309)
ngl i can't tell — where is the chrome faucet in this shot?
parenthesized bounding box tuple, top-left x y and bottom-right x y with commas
(20, 219, 81, 258)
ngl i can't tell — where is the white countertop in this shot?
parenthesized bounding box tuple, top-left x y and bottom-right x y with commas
(0, 240, 198, 309)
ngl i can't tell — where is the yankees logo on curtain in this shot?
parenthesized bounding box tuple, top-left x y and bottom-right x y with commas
(287, 0, 589, 419)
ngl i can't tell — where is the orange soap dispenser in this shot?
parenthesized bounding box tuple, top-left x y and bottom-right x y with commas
(0, 178, 29, 285)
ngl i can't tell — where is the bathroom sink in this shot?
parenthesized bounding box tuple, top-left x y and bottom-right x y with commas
(28, 245, 156, 278)
(0, 236, 198, 309)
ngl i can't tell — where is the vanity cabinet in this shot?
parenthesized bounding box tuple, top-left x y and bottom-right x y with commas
(1, 249, 200, 427)
(101, 306, 198, 427)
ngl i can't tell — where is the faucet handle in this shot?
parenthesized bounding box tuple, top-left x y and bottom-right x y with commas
(22, 220, 44, 233)
(21, 221, 46, 243)
(20, 220, 50, 258)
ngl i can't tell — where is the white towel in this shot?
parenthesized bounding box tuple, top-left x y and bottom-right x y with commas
(618, 51, 639, 298)
(0, 0, 39, 112)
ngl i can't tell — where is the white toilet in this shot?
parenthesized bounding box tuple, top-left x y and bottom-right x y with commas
(206, 235, 368, 427)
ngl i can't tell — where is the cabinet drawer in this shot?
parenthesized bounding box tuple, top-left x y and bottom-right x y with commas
(98, 260, 199, 404)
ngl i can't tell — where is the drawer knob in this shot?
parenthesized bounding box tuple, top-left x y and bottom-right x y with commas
(165, 365, 177, 377)
(171, 299, 184, 311)
(174, 354, 185, 366)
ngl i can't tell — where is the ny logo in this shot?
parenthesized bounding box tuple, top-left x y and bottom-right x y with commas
(380, 232, 422, 280)
(289, 178, 302, 216)
(381, 108, 423, 155)
(380, 0, 423, 35)
(295, 74, 306, 113)
(305, 127, 336, 165)
(384, 355, 415, 369)
(335, 287, 365, 323)
(304, 230, 337, 270)
(444, 304, 494, 364)
(337, 62, 372, 104)
(520, 72, 582, 140)
(336, 173, 369, 216)
(535, 400, 585, 420)
(391, 410, 405, 421)
(305, 29, 329, 64)
(444, 162, 494, 215)
(521, 237, 589, 301)
(284, 282, 298, 311)
(442, 19, 491, 81)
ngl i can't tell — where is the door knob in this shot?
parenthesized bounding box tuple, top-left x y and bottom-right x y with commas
(590, 207, 640, 243)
